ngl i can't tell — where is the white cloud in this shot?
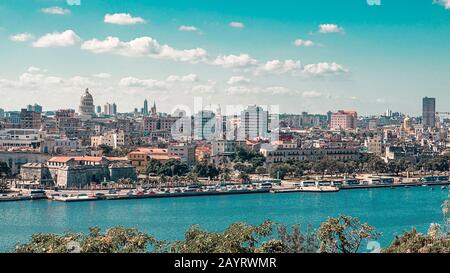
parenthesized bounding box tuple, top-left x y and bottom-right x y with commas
(81, 36, 208, 63)
(229, 21, 244, 28)
(166, 74, 199, 82)
(227, 76, 250, 85)
(318, 24, 344, 34)
(27, 66, 46, 73)
(104, 13, 146, 25)
(119, 77, 166, 89)
(40, 6, 71, 15)
(226, 86, 297, 96)
(301, 91, 322, 98)
(92, 73, 112, 79)
(212, 54, 257, 68)
(32, 30, 81, 48)
(9, 33, 34, 42)
(178, 25, 199, 32)
(433, 0, 450, 9)
(302, 62, 348, 75)
(256, 59, 302, 75)
(293, 39, 314, 47)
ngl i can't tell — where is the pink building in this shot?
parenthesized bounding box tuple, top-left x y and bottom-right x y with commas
(330, 110, 358, 130)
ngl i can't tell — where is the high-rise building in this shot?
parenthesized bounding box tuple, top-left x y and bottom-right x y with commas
(194, 110, 216, 140)
(96, 105, 102, 114)
(0, 108, 4, 118)
(112, 103, 117, 116)
(143, 99, 149, 116)
(78, 88, 95, 117)
(330, 110, 358, 130)
(422, 97, 436, 128)
(20, 109, 42, 129)
(239, 105, 269, 140)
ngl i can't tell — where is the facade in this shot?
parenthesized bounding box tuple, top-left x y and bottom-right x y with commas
(0, 151, 51, 175)
(46, 156, 135, 188)
(364, 135, 383, 155)
(20, 109, 42, 129)
(55, 109, 81, 133)
(168, 143, 196, 166)
(330, 110, 358, 130)
(128, 148, 181, 174)
(422, 97, 436, 128)
(260, 142, 360, 165)
(91, 130, 125, 149)
(0, 129, 44, 151)
(142, 116, 179, 136)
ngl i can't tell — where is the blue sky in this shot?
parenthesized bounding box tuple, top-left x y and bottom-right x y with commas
(0, 0, 449, 115)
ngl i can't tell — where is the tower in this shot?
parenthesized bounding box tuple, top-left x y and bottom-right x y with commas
(143, 99, 149, 115)
(422, 97, 436, 128)
(151, 101, 157, 117)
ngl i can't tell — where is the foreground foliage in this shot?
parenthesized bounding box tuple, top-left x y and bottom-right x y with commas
(14, 215, 387, 253)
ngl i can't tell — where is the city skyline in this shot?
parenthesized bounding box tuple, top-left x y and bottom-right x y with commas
(1, 0, 450, 115)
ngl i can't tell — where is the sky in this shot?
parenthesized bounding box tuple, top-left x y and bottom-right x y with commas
(0, 0, 449, 116)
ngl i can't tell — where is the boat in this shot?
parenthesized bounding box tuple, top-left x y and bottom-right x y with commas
(29, 189, 47, 199)
(442, 186, 447, 190)
(55, 194, 98, 202)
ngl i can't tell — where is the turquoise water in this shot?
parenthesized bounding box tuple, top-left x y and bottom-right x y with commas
(0, 186, 448, 252)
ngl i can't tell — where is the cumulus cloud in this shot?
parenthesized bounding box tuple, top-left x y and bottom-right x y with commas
(9, 33, 34, 42)
(229, 21, 244, 28)
(227, 76, 250, 85)
(256, 59, 302, 75)
(32, 30, 81, 48)
(81, 36, 208, 63)
(104, 13, 146, 25)
(178, 25, 199, 32)
(40, 6, 71, 15)
(119, 77, 167, 89)
(226, 86, 297, 96)
(302, 62, 348, 75)
(166, 74, 199, 82)
(318, 24, 344, 34)
(433, 0, 450, 9)
(293, 39, 314, 47)
(212, 54, 257, 68)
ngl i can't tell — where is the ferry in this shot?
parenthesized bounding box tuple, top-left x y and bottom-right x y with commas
(302, 181, 317, 187)
(29, 189, 47, 199)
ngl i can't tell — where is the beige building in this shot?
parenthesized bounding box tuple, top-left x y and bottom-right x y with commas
(91, 130, 125, 149)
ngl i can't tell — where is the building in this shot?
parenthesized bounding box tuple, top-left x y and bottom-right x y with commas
(364, 135, 383, 155)
(20, 109, 42, 129)
(194, 110, 216, 140)
(143, 99, 149, 116)
(260, 142, 360, 165)
(168, 143, 196, 166)
(55, 109, 81, 134)
(91, 130, 125, 149)
(0, 129, 44, 151)
(142, 116, 179, 136)
(330, 110, 358, 130)
(239, 105, 269, 140)
(41, 156, 136, 188)
(26, 103, 43, 113)
(422, 97, 436, 128)
(128, 148, 180, 174)
(78, 88, 96, 118)
(0, 151, 51, 175)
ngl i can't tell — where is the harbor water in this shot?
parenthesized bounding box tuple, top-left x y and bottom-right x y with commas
(0, 185, 448, 252)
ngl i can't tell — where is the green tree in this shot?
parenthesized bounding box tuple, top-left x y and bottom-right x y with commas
(169, 221, 273, 253)
(157, 159, 189, 177)
(98, 144, 113, 156)
(15, 226, 157, 253)
(0, 161, 10, 177)
(317, 215, 381, 253)
(384, 225, 449, 253)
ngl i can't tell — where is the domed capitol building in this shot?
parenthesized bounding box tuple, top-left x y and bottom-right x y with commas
(78, 88, 96, 119)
